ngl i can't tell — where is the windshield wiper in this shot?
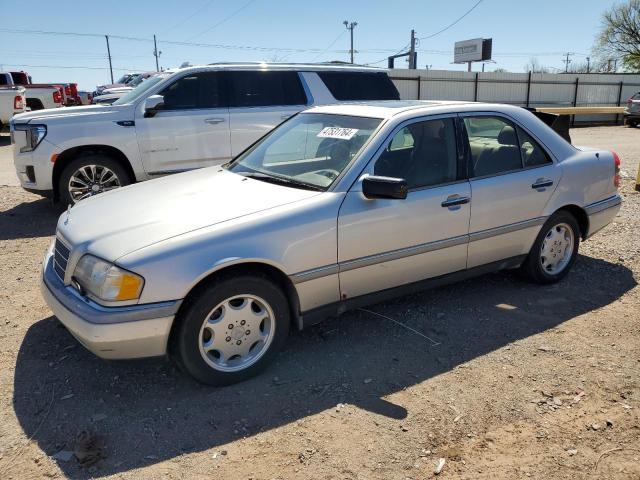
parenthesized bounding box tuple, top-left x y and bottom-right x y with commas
(239, 171, 323, 191)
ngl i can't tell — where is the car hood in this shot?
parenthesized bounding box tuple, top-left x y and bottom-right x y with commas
(102, 87, 132, 94)
(12, 104, 128, 124)
(56, 168, 321, 262)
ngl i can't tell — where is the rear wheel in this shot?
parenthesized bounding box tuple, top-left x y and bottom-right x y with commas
(171, 274, 290, 386)
(522, 211, 580, 284)
(58, 154, 130, 206)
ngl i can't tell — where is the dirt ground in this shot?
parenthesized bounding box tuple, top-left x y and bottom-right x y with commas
(0, 126, 638, 480)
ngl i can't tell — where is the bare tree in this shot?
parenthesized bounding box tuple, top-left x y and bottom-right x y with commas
(597, 0, 640, 71)
(570, 57, 612, 73)
(523, 57, 550, 73)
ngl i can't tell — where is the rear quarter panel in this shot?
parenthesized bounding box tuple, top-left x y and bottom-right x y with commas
(544, 148, 616, 216)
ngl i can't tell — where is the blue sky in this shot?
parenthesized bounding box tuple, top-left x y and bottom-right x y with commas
(0, 0, 614, 90)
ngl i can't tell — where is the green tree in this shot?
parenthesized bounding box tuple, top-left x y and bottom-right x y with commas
(598, 0, 640, 71)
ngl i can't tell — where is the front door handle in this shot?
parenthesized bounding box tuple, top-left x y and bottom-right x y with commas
(204, 117, 225, 125)
(441, 195, 470, 208)
(532, 178, 553, 189)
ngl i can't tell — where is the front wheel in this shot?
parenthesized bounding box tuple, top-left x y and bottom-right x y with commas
(522, 211, 580, 284)
(58, 154, 130, 206)
(171, 274, 290, 386)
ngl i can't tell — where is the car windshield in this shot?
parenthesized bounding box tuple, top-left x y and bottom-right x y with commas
(227, 113, 382, 190)
(113, 74, 169, 105)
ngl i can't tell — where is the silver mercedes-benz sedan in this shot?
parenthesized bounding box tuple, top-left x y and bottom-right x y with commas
(41, 100, 622, 385)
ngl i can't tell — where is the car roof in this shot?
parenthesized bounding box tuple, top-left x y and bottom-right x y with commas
(172, 62, 387, 74)
(304, 100, 478, 119)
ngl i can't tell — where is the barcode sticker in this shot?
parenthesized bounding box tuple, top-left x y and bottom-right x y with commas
(317, 127, 358, 140)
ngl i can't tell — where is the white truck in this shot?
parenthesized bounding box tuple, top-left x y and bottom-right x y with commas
(0, 72, 64, 111)
(11, 63, 400, 205)
(0, 86, 26, 128)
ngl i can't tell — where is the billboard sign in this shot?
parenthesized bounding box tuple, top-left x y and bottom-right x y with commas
(454, 38, 492, 63)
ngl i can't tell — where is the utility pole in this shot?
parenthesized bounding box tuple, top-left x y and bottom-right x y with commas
(343, 20, 357, 64)
(105, 35, 113, 83)
(562, 52, 573, 73)
(408, 29, 417, 69)
(586, 56, 591, 73)
(153, 34, 161, 72)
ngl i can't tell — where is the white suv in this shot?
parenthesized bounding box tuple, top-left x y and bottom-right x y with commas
(10, 63, 399, 205)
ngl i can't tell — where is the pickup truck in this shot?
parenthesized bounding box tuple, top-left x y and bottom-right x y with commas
(0, 86, 26, 128)
(11, 63, 400, 205)
(0, 72, 63, 110)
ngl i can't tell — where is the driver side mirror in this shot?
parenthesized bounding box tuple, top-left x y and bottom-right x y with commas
(143, 95, 164, 118)
(362, 175, 408, 200)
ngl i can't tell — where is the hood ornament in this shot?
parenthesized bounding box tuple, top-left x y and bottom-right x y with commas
(64, 204, 71, 225)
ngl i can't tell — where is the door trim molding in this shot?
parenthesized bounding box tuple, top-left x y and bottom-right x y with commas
(290, 216, 547, 284)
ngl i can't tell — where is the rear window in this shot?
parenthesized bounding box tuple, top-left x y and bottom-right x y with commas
(317, 71, 400, 101)
(228, 71, 307, 107)
(10, 72, 29, 85)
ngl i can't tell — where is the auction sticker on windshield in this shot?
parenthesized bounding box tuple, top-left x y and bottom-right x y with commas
(317, 127, 358, 140)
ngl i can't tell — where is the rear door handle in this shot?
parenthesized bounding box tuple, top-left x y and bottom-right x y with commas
(204, 117, 225, 125)
(441, 195, 470, 208)
(532, 178, 553, 189)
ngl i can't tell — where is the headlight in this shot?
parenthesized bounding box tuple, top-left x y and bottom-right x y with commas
(14, 124, 47, 153)
(73, 255, 144, 302)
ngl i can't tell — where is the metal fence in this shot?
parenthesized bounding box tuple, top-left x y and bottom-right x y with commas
(389, 69, 640, 124)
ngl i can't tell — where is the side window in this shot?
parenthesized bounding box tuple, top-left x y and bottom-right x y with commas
(374, 118, 458, 189)
(464, 116, 522, 177)
(317, 72, 400, 101)
(159, 72, 225, 110)
(517, 126, 552, 167)
(228, 71, 307, 107)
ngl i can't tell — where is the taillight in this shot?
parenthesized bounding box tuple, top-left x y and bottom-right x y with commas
(627, 98, 633, 107)
(612, 150, 621, 188)
(14, 95, 24, 110)
(53, 90, 62, 103)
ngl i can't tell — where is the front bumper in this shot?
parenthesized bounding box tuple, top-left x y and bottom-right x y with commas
(41, 246, 181, 359)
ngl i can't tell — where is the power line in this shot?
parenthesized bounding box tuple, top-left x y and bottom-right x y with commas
(0, 63, 139, 71)
(310, 30, 347, 62)
(164, 0, 217, 33)
(418, 0, 484, 39)
(185, 0, 259, 41)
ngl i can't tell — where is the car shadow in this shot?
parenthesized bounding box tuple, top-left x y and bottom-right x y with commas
(0, 196, 60, 240)
(12, 254, 635, 477)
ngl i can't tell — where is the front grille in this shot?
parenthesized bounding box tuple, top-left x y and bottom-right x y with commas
(53, 238, 70, 281)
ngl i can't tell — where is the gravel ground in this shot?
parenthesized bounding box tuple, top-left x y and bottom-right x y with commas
(0, 126, 638, 479)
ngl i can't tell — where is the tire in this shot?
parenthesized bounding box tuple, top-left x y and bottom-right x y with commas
(522, 211, 580, 284)
(58, 154, 131, 206)
(170, 274, 291, 386)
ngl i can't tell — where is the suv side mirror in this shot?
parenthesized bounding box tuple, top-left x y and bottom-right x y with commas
(143, 95, 164, 117)
(362, 175, 408, 200)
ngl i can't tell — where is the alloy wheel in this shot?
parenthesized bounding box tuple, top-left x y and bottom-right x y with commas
(68, 164, 121, 202)
(198, 294, 276, 372)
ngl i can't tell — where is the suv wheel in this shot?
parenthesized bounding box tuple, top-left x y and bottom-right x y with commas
(59, 154, 130, 205)
(171, 274, 290, 386)
(522, 211, 580, 284)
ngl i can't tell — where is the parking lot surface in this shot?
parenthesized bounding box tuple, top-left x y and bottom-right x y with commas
(0, 127, 638, 479)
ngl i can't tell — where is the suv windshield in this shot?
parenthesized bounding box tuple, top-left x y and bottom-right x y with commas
(113, 74, 169, 105)
(227, 113, 382, 190)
